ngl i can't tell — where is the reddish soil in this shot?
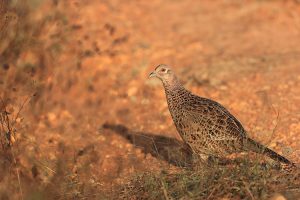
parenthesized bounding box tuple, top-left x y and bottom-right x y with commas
(1, 0, 300, 199)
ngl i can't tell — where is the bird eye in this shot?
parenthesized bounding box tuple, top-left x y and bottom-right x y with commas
(161, 68, 166, 73)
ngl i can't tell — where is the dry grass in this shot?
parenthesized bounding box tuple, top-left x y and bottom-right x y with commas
(117, 160, 300, 200)
(0, 1, 70, 199)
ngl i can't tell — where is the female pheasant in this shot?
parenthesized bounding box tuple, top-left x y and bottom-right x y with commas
(149, 64, 293, 165)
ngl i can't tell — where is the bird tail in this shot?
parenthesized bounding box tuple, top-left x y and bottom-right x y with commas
(244, 138, 293, 165)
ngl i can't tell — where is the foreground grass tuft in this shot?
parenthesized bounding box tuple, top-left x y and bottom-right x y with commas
(117, 160, 300, 200)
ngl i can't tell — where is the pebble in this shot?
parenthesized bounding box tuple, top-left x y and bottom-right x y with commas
(47, 112, 57, 122)
(127, 87, 137, 96)
(269, 194, 286, 200)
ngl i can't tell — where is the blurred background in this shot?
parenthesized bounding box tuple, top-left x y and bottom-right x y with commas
(0, 0, 300, 199)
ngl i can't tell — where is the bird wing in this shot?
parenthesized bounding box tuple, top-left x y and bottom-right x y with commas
(182, 96, 247, 141)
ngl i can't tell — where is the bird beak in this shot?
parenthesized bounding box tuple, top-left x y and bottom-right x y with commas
(149, 71, 156, 78)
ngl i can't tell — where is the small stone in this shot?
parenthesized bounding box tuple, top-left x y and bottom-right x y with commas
(47, 113, 56, 122)
(130, 96, 137, 103)
(269, 194, 286, 200)
(127, 87, 137, 96)
(146, 153, 152, 160)
(141, 98, 149, 105)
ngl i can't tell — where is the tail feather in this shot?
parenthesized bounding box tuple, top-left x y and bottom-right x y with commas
(244, 138, 293, 165)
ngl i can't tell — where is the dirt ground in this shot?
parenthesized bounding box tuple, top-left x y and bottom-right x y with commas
(1, 0, 300, 199)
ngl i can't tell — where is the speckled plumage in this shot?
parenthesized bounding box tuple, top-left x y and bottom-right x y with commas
(149, 64, 293, 165)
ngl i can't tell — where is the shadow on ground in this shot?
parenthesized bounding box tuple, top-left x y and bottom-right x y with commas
(101, 123, 300, 170)
(102, 123, 194, 167)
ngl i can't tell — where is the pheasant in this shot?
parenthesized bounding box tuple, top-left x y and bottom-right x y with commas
(149, 64, 294, 165)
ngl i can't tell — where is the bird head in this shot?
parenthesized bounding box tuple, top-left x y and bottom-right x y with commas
(149, 64, 175, 82)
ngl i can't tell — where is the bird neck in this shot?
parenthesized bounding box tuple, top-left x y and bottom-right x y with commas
(163, 82, 186, 95)
(162, 77, 190, 109)
(163, 76, 185, 93)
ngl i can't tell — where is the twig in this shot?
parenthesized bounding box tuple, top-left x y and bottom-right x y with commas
(0, 113, 5, 149)
(161, 179, 170, 200)
(35, 160, 56, 174)
(207, 187, 216, 200)
(266, 102, 280, 146)
(12, 94, 33, 127)
(243, 181, 255, 200)
(11, 147, 24, 200)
